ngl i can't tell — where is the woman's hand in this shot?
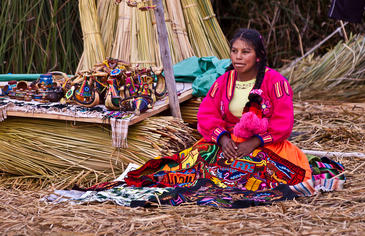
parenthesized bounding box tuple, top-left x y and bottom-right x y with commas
(218, 134, 238, 160)
(236, 136, 261, 158)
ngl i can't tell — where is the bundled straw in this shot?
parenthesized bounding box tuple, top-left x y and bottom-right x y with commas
(181, 0, 214, 57)
(78, 0, 229, 71)
(0, 116, 197, 189)
(77, 0, 106, 71)
(131, 3, 159, 67)
(281, 35, 365, 102)
(111, 3, 131, 61)
(97, 0, 118, 57)
(164, 0, 194, 60)
(181, 97, 202, 126)
(197, 0, 230, 59)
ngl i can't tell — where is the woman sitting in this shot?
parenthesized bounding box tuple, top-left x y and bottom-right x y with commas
(126, 28, 312, 190)
(197, 28, 312, 181)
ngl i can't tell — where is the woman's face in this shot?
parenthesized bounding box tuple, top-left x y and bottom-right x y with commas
(230, 39, 258, 75)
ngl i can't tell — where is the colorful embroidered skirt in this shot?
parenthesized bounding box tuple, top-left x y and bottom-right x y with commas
(125, 140, 308, 190)
(47, 146, 345, 208)
(46, 140, 344, 208)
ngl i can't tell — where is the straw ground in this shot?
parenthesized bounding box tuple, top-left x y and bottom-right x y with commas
(0, 100, 364, 235)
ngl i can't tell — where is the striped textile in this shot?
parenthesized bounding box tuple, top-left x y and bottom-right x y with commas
(0, 103, 10, 122)
(290, 157, 345, 196)
(110, 117, 131, 148)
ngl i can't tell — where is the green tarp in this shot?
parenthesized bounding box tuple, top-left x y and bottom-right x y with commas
(173, 56, 231, 97)
(0, 74, 44, 82)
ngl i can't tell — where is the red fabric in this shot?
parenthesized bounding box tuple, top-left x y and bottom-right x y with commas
(265, 140, 312, 181)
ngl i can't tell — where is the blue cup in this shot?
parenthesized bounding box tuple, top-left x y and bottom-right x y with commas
(40, 74, 53, 86)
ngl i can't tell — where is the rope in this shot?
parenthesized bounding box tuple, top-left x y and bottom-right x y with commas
(182, 3, 197, 9)
(202, 14, 216, 21)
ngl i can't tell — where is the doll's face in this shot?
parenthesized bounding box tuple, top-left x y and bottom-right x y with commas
(230, 39, 258, 75)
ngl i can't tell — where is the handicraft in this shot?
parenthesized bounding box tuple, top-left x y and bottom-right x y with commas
(61, 57, 167, 115)
(1, 72, 66, 103)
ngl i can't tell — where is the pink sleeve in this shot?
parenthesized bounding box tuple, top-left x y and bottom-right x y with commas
(257, 75, 294, 145)
(197, 75, 229, 144)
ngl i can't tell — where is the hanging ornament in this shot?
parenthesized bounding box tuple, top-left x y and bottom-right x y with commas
(139, 5, 156, 11)
(126, 0, 138, 7)
(139, 1, 156, 11)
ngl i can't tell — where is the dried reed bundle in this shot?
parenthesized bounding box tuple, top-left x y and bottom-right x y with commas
(77, 0, 106, 72)
(155, 1, 181, 64)
(78, 0, 228, 68)
(112, 0, 192, 67)
(97, 0, 119, 56)
(181, 97, 202, 126)
(197, 0, 230, 59)
(111, 2, 132, 61)
(112, 1, 160, 67)
(132, 4, 159, 67)
(181, 0, 214, 57)
(0, 116, 197, 188)
(281, 35, 365, 102)
(165, 0, 194, 60)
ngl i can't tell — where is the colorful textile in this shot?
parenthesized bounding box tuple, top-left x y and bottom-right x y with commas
(130, 156, 345, 208)
(264, 140, 312, 180)
(125, 140, 306, 190)
(44, 155, 344, 208)
(197, 68, 294, 146)
(110, 117, 131, 148)
(132, 179, 297, 208)
(290, 156, 345, 196)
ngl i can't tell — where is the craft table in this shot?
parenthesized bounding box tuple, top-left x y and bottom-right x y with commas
(4, 83, 193, 126)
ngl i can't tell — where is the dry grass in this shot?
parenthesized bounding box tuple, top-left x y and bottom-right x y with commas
(281, 35, 365, 102)
(291, 100, 365, 153)
(0, 158, 363, 235)
(0, 100, 364, 235)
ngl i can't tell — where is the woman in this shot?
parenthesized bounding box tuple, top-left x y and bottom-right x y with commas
(126, 28, 311, 190)
(197, 28, 312, 180)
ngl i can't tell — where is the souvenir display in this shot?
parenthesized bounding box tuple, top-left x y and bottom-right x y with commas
(0, 73, 66, 103)
(62, 57, 167, 114)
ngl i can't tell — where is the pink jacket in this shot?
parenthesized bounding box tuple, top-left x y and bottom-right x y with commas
(197, 68, 294, 146)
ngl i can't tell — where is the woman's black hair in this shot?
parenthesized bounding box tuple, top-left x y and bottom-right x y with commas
(227, 28, 267, 105)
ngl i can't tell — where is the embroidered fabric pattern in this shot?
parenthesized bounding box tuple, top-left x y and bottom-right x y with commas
(45, 152, 345, 208)
(125, 141, 306, 189)
(130, 155, 345, 208)
(235, 80, 255, 89)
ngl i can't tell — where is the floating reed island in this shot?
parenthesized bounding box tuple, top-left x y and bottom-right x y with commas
(0, 100, 364, 235)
